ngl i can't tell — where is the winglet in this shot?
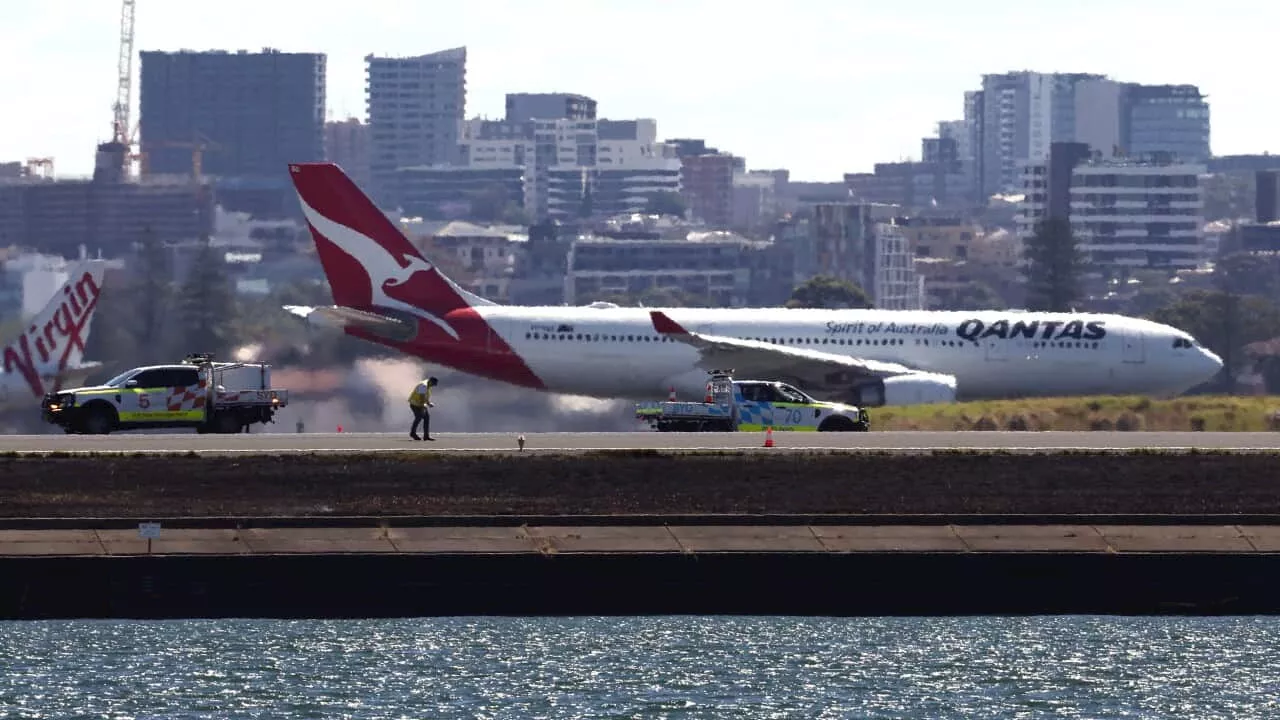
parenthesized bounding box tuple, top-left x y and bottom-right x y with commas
(650, 311, 689, 335)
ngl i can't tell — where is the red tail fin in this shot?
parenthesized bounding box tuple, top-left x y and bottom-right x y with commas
(287, 162, 490, 313)
(2, 260, 106, 398)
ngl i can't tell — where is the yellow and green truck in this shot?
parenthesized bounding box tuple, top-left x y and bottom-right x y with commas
(635, 371, 870, 432)
(41, 353, 288, 435)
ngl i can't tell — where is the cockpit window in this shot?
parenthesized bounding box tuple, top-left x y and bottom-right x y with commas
(1172, 337, 1194, 349)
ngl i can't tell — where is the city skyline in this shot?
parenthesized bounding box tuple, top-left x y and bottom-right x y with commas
(2, 0, 1271, 182)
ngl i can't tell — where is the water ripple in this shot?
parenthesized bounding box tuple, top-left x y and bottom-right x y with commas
(0, 616, 1277, 718)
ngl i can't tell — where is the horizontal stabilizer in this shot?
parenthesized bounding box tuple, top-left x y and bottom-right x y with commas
(283, 304, 415, 340)
(49, 362, 103, 392)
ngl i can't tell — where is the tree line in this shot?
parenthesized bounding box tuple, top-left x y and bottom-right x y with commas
(1023, 218, 1280, 393)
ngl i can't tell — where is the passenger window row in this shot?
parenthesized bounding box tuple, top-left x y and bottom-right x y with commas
(522, 332, 1102, 352)
(523, 332, 909, 347)
(519, 330, 1100, 351)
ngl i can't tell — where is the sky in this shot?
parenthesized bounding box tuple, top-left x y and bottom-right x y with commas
(1, 0, 1273, 182)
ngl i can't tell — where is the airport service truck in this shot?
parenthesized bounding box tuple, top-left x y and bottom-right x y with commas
(634, 371, 870, 432)
(42, 353, 289, 435)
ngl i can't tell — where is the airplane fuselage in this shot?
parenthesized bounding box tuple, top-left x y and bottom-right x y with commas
(364, 305, 1223, 404)
(284, 161, 1223, 408)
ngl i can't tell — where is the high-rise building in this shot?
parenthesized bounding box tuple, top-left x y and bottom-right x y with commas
(974, 71, 1115, 197)
(1120, 84, 1210, 163)
(963, 91, 985, 200)
(139, 49, 326, 180)
(969, 72, 1211, 200)
(977, 72, 1047, 197)
(1049, 73, 1108, 143)
(365, 47, 467, 207)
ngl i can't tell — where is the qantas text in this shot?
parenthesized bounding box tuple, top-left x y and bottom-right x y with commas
(955, 318, 1106, 342)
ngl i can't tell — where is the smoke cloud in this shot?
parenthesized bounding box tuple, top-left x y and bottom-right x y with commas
(262, 356, 646, 434)
(0, 350, 650, 435)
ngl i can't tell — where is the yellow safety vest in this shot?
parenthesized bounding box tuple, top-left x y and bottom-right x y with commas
(408, 380, 432, 407)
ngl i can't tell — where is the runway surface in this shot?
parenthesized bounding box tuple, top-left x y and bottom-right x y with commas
(3, 430, 1280, 455)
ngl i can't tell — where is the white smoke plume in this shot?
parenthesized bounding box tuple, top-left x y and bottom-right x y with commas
(0, 348, 649, 435)
(261, 355, 645, 434)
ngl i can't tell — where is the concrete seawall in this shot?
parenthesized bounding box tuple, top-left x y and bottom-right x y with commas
(7, 450, 1280, 618)
(2, 520, 1279, 617)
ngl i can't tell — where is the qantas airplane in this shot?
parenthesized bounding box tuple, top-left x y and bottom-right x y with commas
(0, 260, 107, 410)
(282, 162, 1223, 408)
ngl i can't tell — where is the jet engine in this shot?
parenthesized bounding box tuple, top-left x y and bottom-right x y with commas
(844, 373, 958, 407)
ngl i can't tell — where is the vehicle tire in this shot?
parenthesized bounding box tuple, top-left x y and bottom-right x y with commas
(818, 416, 859, 432)
(212, 411, 241, 434)
(80, 404, 116, 435)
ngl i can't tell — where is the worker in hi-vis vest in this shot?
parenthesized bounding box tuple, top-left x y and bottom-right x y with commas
(408, 377, 438, 441)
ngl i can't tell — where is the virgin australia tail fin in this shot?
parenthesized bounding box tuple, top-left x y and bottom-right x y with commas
(2, 259, 107, 396)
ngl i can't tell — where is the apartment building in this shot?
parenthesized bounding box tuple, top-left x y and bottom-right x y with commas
(504, 93, 597, 123)
(449, 116, 680, 221)
(565, 232, 761, 306)
(1018, 144, 1206, 269)
(0, 176, 214, 258)
(967, 71, 1210, 199)
(138, 49, 327, 180)
(422, 220, 521, 301)
(365, 47, 467, 207)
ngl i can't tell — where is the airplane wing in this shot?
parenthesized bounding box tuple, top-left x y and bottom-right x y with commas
(650, 311, 958, 404)
(284, 305, 416, 341)
(46, 362, 104, 393)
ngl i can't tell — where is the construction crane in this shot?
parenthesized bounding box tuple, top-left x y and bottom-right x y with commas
(93, 0, 137, 182)
(112, 0, 136, 152)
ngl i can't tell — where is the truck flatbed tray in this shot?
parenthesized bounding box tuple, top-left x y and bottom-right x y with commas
(635, 400, 731, 419)
(216, 389, 289, 406)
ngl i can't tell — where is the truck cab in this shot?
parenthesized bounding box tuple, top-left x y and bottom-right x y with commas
(636, 371, 870, 432)
(42, 353, 288, 435)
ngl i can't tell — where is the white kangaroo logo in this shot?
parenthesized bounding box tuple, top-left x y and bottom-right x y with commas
(298, 198, 461, 341)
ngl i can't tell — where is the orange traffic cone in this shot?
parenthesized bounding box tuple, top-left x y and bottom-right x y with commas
(763, 427, 774, 447)
(668, 386, 677, 401)
(337, 424, 344, 433)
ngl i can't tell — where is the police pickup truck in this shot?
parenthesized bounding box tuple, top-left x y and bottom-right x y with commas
(635, 371, 870, 432)
(42, 353, 289, 435)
